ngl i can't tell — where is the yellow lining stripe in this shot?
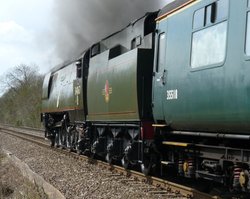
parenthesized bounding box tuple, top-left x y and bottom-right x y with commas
(152, 124, 167, 127)
(162, 141, 189, 147)
(161, 161, 171, 165)
(156, 0, 200, 22)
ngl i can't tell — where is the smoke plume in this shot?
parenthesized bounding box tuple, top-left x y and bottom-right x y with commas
(52, 0, 172, 62)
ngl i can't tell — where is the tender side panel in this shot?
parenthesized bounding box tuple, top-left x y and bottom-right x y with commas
(87, 49, 139, 121)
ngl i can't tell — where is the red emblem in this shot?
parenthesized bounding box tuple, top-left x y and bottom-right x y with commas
(105, 80, 109, 97)
(102, 80, 112, 103)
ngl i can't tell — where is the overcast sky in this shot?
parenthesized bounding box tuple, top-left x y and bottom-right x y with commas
(0, 0, 171, 77)
(0, 0, 59, 76)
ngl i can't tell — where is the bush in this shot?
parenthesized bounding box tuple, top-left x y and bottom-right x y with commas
(0, 64, 44, 128)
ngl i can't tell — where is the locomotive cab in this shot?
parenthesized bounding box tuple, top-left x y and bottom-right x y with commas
(41, 50, 90, 148)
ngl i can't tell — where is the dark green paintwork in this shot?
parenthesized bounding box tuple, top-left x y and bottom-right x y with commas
(153, 0, 250, 134)
(42, 63, 84, 114)
(87, 48, 153, 122)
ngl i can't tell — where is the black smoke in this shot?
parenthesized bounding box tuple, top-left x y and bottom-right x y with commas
(52, 0, 172, 62)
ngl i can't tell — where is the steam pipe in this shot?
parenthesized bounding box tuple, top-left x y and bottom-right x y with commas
(169, 131, 250, 140)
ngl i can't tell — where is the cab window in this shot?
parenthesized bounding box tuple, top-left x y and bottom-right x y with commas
(191, 0, 228, 68)
(245, 1, 250, 55)
(157, 33, 166, 72)
(76, 61, 82, 78)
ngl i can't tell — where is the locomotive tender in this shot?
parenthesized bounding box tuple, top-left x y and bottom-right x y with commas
(42, 0, 250, 191)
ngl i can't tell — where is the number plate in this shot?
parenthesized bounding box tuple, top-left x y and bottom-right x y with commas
(166, 90, 178, 100)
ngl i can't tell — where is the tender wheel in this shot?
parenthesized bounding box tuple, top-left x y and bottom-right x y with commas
(121, 156, 129, 169)
(77, 149, 82, 155)
(141, 157, 152, 175)
(105, 153, 113, 164)
(90, 152, 96, 159)
(141, 162, 151, 175)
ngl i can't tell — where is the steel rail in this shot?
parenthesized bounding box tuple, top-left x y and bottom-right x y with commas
(0, 125, 218, 199)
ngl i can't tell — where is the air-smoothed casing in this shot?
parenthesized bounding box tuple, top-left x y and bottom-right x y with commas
(87, 48, 153, 122)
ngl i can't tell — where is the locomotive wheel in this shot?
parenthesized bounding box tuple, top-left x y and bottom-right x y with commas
(76, 139, 83, 155)
(55, 131, 60, 147)
(72, 130, 79, 151)
(67, 132, 75, 152)
(66, 131, 71, 149)
(60, 129, 67, 149)
(66, 135, 73, 152)
(121, 156, 129, 169)
(50, 136, 55, 147)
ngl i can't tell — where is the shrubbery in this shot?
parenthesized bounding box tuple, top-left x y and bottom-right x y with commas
(0, 64, 44, 128)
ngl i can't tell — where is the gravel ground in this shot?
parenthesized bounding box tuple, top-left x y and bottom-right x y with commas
(0, 150, 48, 199)
(0, 132, 169, 199)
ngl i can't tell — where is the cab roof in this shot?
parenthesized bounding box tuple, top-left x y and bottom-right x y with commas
(157, 0, 196, 21)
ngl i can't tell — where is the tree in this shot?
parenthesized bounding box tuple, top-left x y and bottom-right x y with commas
(0, 64, 44, 127)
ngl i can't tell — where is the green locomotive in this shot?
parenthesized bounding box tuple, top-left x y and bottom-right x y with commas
(42, 12, 158, 174)
(42, 0, 250, 191)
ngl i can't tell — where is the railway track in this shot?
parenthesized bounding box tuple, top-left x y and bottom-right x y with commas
(0, 125, 218, 199)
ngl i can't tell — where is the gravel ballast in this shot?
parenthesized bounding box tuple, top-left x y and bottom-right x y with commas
(0, 132, 165, 199)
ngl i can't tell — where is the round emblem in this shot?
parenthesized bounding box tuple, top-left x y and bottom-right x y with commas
(102, 80, 112, 103)
(105, 80, 110, 103)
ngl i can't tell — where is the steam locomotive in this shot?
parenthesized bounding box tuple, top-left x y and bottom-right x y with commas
(42, 0, 250, 191)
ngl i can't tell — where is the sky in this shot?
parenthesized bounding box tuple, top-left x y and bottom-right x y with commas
(0, 0, 172, 77)
(0, 0, 58, 75)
